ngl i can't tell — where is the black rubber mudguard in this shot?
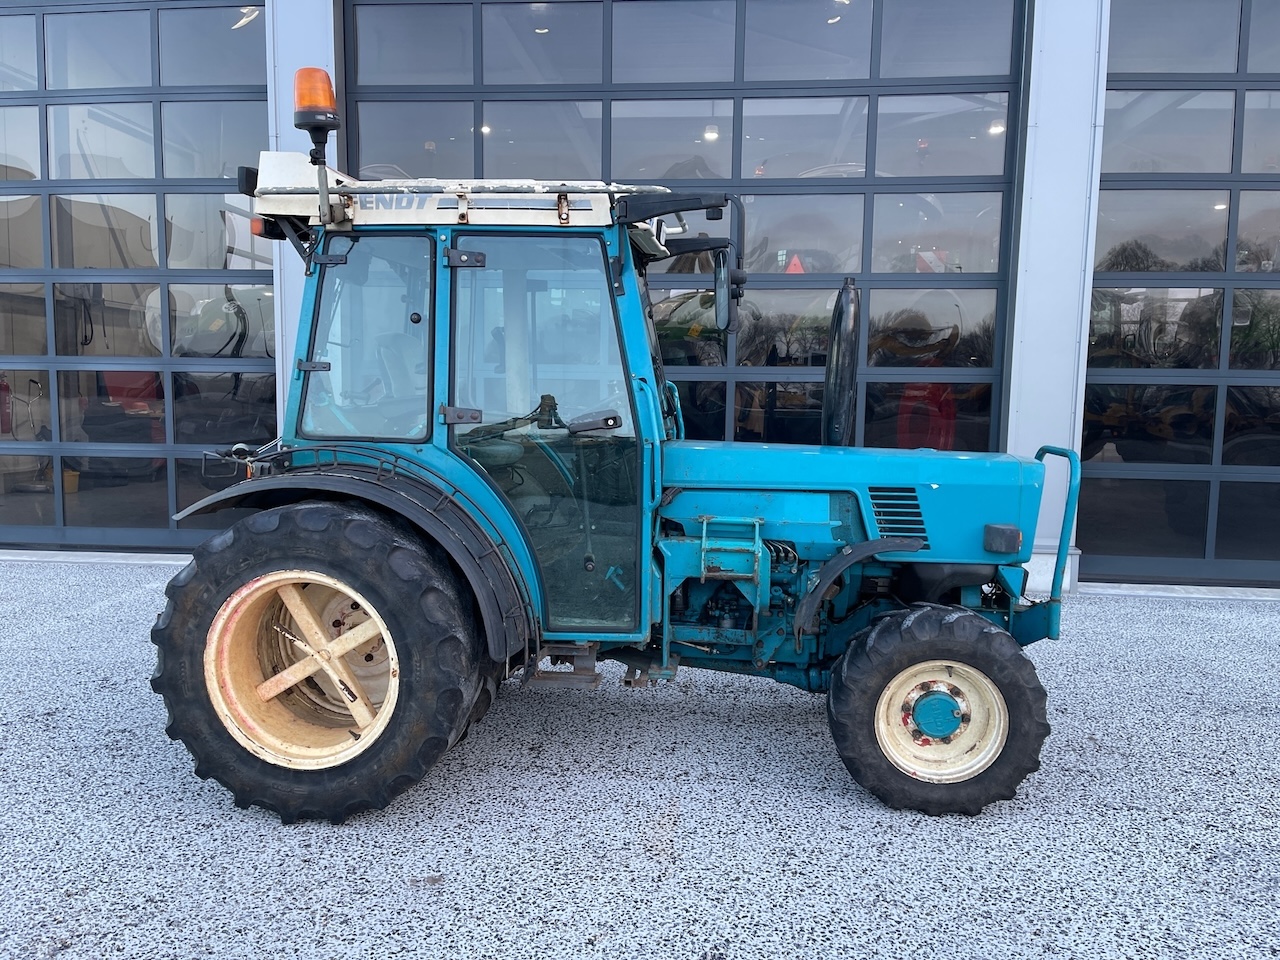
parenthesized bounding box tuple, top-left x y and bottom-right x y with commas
(177, 470, 534, 662)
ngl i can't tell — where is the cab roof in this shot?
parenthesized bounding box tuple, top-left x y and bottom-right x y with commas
(252, 151, 670, 229)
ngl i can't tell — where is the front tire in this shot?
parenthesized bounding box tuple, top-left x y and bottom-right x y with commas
(151, 501, 482, 823)
(827, 604, 1049, 815)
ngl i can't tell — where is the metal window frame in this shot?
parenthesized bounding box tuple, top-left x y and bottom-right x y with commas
(341, 0, 1027, 454)
(1080, 0, 1280, 582)
(0, 0, 271, 549)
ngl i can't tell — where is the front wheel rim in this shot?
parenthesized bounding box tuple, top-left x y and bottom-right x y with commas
(873, 659, 1008, 784)
(204, 570, 400, 770)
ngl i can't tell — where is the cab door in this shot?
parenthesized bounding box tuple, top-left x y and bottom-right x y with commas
(447, 232, 644, 633)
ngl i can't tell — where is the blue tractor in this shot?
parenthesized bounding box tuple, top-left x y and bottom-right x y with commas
(151, 70, 1079, 823)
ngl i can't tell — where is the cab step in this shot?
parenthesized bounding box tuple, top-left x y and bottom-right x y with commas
(524, 642, 602, 689)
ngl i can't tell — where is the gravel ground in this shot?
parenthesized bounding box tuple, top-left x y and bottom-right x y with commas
(1, 557, 1277, 960)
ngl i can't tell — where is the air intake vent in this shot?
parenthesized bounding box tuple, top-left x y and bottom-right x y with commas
(867, 486, 930, 548)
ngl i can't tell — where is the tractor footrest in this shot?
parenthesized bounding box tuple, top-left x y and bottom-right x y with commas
(525, 642, 602, 689)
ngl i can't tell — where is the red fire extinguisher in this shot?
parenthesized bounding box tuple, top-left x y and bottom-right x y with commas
(0, 372, 11, 435)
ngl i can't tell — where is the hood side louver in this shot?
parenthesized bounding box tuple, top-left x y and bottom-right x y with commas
(868, 486, 930, 549)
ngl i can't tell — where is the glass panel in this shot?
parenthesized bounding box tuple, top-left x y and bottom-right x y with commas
(1094, 190, 1228, 272)
(484, 101, 602, 179)
(51, 195, 157, 270)
(650, 285, 728, 366)
(1088, 288, 1222, 369)
(451, 233, 638, 629)
(646, 209, 729, 275)
(870, 192, 1003, 274)
(0, 196, 43, 270)
(0, 284, 46, 355)
(875, 94, 1008, 178)
(482, 3, 602, 84)
(0, 367, 52, 442)
(743, 97, 867, 179)
(62, 457, 168, 528)
(736, 289, 834, 367)
(612, 1, 734, 83)
(301, 235, 433, 441)
(161, 102, 267, 179)
(864, 381, 992, 451)
(174, 372, 275, 446)
(58, 370, 165, 444)
(1101, 91, 1235, 174)
(743, 194, 863, 273)
(673, 380, 726, 440)
(1081, 383, 1215, 463)
(1223, 386, 1280, 465)
(165, 194, 271, 271)
(47, 104, 152, 184)
(354, 4, 473, 85)
(734, 381, 824, 443)
(0, 16, 38, 91)
(1229, 288, 1280, 368)
(868, 289, 998, 368)
(170, 284, 276, 360)
(48, 103, 154, 179)
(45, 12, 151, 89)
(743, 0, 871, 81)
(1078, 478, 1208, 557)
(879, 0, 1015, 78)
(1, 107, 40, 180)
(1242, 91, 1280, 174)
(356, 101, 475, 180)
(53, 283, 161, 358)
(1237, 191, 1280, 273)
(1217, 483, 1280, 560)
(1107, 0, 1240, 73)
(612, 100, 732, 180)
(1248, 1, 1280, 72)
(159, 6, 267, 86)
(0, 455, 54, 525)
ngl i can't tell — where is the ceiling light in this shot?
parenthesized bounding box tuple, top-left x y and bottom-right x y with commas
(1214, 203, 1228, 210)
(535, 27, 549, 34)
(987, 120, 1006, 135)
(703, 124, 720, 141)
(828, 16, 842, 23)
(232, 6, 260, 29)
(480, 125, 491, 135)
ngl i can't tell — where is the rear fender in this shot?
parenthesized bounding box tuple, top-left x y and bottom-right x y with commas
(177, 473, 535, 663)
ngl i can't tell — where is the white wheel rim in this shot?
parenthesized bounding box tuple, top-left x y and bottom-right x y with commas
(204, 570, 400, 770)
(873, 659, 1008, 784)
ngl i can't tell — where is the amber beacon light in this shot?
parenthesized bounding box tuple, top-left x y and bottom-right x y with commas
(293, 68, 341, 222)
(294, 67, 340, 136)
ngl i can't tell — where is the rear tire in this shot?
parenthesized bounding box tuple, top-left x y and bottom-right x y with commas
(827, 603, 1049, 815)
(151, 501, 482, 823)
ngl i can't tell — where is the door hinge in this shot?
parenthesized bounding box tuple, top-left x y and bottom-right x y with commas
(440, 404, 483, 424)
(296, 360, 331, 372)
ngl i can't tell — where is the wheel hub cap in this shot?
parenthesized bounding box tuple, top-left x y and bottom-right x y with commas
(911, 688, 964, 740)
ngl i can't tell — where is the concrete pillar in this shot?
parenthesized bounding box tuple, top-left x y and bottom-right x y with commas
(265, 0, 337, 431)
(1005, 0, 1111, 591)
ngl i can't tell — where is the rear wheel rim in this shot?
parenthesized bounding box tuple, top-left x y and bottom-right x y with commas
(873, 659, 1008, 784)
(204, 570, 400, 770)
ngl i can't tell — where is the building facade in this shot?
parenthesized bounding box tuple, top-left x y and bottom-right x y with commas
(0, 0, 1276, 587)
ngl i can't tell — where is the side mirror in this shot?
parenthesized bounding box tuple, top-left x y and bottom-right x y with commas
(713, 247, 740, 331)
